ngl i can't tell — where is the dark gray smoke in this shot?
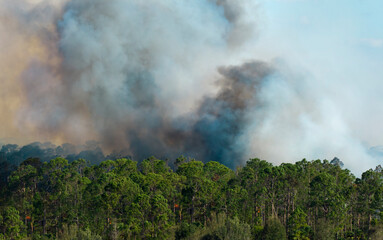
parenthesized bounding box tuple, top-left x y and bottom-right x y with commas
(122, 61, 274, 168)
(185, 62, 273, 167)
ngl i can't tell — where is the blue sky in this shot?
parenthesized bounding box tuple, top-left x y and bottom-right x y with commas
(256, 0, 383, 60)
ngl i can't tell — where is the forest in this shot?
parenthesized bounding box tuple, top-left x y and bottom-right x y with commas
(1, 155, 383, 240)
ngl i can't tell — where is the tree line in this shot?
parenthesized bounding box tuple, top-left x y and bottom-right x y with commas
(0, 156, 383, 239)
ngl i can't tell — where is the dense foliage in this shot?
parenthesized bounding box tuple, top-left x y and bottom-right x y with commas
(1, 156, 383, 239)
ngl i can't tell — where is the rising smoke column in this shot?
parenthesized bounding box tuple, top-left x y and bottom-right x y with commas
(54, 0, 256, 156)
(1, 0, 261, 164)
(1, 0, 382, 174)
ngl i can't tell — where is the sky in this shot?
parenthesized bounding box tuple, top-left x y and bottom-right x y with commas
(1, 0, 383, 175)
(256, 0, 383, 65)
(240, 0, 383, 174)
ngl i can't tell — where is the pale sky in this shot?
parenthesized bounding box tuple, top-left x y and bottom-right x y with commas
(244, 0, 383, 174)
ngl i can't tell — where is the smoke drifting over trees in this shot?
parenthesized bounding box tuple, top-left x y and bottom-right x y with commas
(0, 141, 105, 167)
(0, 0, 382, 174)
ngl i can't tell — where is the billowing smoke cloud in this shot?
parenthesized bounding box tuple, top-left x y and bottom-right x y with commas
(1, 0, 260, 163)
(0, 0, 382, 174)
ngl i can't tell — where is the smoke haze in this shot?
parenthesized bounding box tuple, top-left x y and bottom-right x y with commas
(0, 0, 382, 174)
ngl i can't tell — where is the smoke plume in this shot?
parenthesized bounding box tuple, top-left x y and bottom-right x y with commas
(0, 0, 381, 174)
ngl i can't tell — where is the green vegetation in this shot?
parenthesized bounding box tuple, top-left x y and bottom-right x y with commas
(0, 156, 383, 239)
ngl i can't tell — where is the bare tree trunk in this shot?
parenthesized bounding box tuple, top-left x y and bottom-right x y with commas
(43, 208, 47, 234)
(191, 195, 195, 223)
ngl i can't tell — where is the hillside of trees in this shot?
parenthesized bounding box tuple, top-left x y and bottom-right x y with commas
(1, 156, 383, 239)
